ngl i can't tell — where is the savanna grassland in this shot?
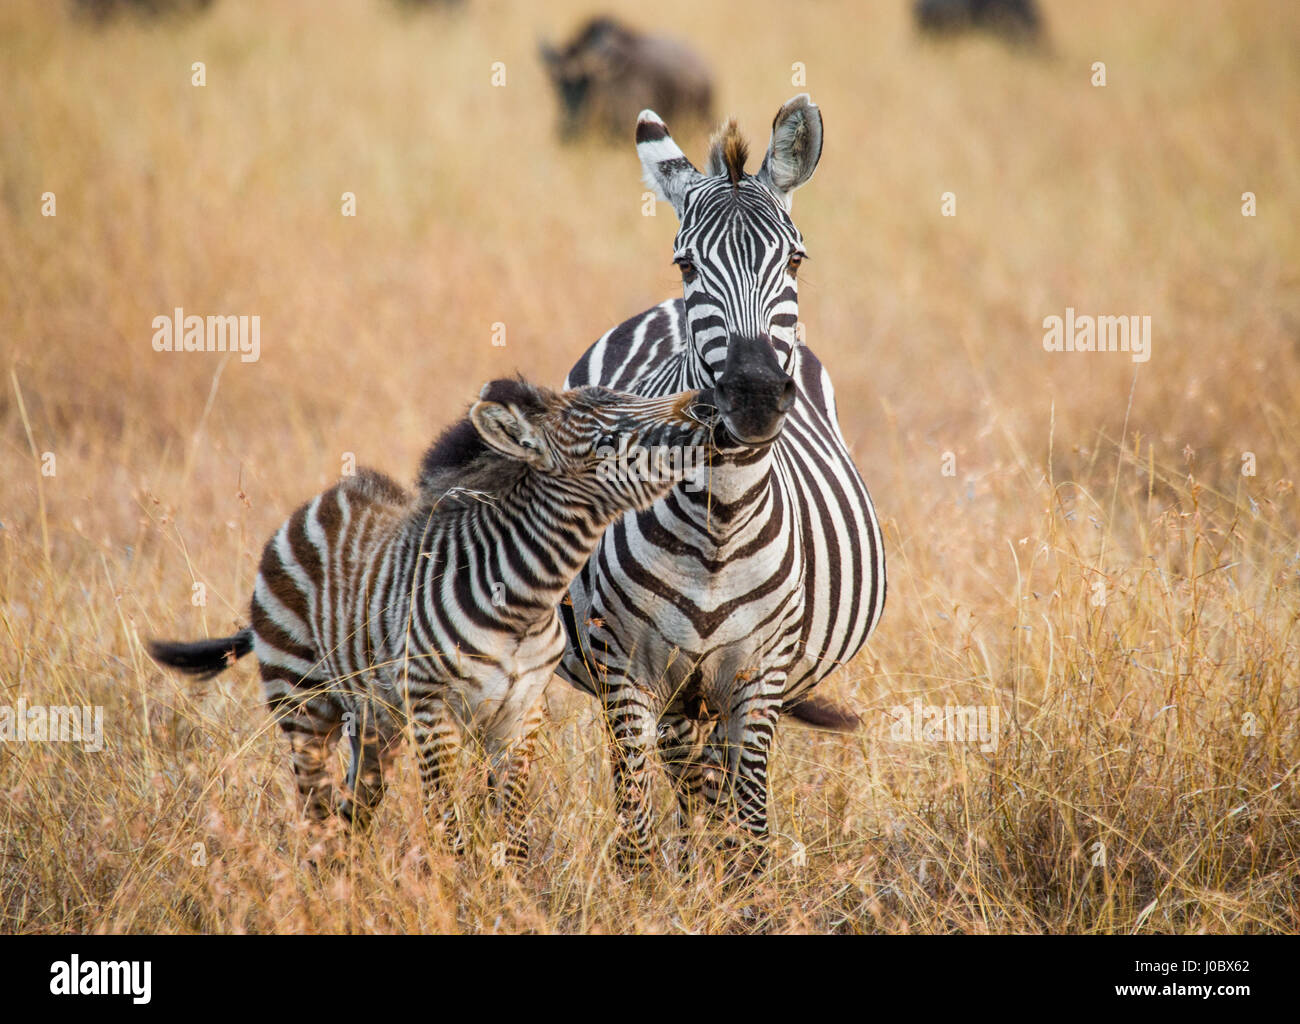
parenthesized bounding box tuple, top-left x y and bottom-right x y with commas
(1, 0, 1298, 934)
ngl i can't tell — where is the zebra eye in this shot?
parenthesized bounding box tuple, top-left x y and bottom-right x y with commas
(595, 433, 618, 452)
(787, 252, 806, 275)
(675, 257, 697, 284)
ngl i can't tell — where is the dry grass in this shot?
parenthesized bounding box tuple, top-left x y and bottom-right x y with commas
(1, 0, 1298, 933)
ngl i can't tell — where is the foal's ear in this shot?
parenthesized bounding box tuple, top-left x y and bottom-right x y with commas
(755, 94, 823, 212)
(637, 109, 704, 217)
(470, 401, 551, 469)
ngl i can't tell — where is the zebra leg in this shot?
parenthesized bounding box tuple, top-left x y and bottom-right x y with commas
(696, 737, 728, 823)
(602, 679, 659, 868)
(339, 708, 392, 833)
(719, 685, 783, 874)
(262, 666, 345, 822)
(657, 713, 715, 870)
(658, 713, 704, 826)
(489, 701, 545, 865)
(668, 731, 730, 872)
(410, 695, 467, 855)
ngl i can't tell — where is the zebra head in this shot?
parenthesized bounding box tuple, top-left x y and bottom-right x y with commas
(469, 379, 715, 512)
(637, 95, 823, 446)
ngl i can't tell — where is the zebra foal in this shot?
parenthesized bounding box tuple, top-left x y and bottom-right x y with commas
(149, 378, 713, 862)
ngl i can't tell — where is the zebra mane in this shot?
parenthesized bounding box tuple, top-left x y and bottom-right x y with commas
(416, 377, 552, 508)
(342, 466, 411, 506)
(707, 118, 749, 186)
(417, 424, 531, 510)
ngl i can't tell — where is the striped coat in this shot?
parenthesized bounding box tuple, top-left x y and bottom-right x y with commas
(557, 96, 886, 870)
(150, 379, 710, 862)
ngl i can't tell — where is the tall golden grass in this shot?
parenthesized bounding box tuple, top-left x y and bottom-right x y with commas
(1, 0, 1297, 933)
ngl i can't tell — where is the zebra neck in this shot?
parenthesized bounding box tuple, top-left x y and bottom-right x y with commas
(671, 337, 801, 541)
(676, 446, 778, 542)
(411, 472, 609, 630)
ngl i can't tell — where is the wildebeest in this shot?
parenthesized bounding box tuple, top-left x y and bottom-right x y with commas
(539, 17, 713, 142)
(71, 0, 214, 21)
(913, 0, 1043, 44)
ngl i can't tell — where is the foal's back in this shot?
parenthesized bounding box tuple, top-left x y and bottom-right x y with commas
(250, 467, 412, 703)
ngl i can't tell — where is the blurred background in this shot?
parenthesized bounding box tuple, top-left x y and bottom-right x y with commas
(3, 0, 1296, 569)
(1, 0, 1298, 932)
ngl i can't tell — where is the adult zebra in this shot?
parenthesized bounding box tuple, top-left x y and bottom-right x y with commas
(558, 95, 886, 869)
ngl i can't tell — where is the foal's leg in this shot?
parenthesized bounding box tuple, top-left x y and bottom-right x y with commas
(489, 700, 546, 864)
(340, 699, 397, 832)
(410, 694, 467, 854)
(261, 665, 346, 822)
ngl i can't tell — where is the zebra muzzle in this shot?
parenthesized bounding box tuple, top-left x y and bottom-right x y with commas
(714, 336, 796, 446)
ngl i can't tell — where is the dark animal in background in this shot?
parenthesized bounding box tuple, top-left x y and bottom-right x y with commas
(539, 17, 713, 142)
(913, 0, 1043, 44)
(71, 0, 214, 21)
(390, 0, 466, 10)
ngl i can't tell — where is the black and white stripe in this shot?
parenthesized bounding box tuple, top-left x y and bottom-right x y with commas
(150, 379, 710, 862)
(557, 96, 886, 869)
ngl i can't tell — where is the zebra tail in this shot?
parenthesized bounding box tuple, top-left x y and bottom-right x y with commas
(147, 628, 254, 680)
(784, 695, 860, 732)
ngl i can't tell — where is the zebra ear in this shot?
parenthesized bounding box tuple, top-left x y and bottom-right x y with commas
(756, 95, 823, 211)
(637, 110, 703, 215)
(470, 401, 550, 468)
